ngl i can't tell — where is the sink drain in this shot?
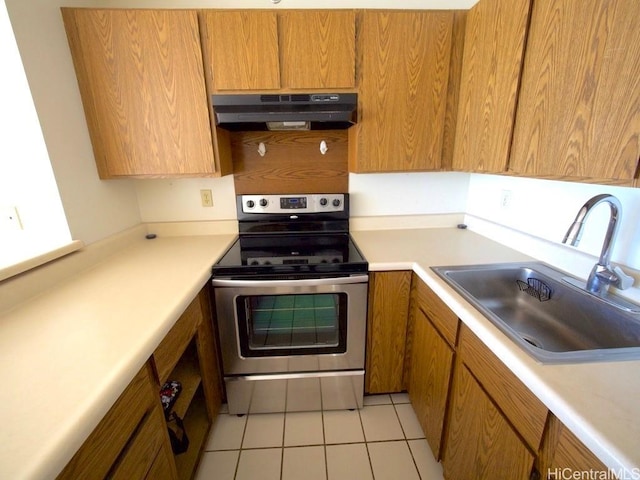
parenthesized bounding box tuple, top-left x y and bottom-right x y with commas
(521, 335, 542, 349)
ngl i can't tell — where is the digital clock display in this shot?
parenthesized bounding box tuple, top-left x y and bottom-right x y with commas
(280, 197, 307, 209)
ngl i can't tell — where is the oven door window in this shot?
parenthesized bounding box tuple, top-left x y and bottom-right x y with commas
(236, 293, 347, 357)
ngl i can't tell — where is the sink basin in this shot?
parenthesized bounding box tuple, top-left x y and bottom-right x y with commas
(432, 262, 640, 364)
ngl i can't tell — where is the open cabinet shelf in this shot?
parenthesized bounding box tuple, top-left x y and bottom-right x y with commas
(174, 385, 210, 480)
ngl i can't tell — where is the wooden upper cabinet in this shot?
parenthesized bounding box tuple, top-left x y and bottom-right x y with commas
(509, 0, 640, 184)
(201, 10, 355, 91)
(452, 0, 531, 173)
(279, 11, 355, 89)
(200, 11, 280, 91)
(62, 9, 227, 178)
(350, 11, 454, 173)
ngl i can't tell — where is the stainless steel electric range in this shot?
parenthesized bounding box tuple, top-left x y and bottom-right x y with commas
(211, 193, 368, 414)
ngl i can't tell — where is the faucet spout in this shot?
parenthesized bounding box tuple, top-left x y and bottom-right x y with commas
(562, 194, 633, 295)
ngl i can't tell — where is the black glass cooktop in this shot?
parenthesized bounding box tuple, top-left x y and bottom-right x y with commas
(212, 233, 368, 279)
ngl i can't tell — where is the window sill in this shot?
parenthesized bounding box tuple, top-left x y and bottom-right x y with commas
(0, 240, 84, 282)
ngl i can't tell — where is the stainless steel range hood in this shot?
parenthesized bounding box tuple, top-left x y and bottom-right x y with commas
(212, 93, 357, 131)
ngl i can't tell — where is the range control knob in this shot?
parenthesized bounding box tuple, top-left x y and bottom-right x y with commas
(259, 198, 268, 207)
(332, 198, 341, 207)
(246, 200, 255, 209)
(319, 198, 328, 206)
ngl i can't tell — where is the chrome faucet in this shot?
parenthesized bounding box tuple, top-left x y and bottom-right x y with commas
(562, 194, 634, 295)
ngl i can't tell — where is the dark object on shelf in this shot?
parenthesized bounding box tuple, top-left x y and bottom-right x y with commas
(167, 412, 190, 455)
(160, 380, 182, 418)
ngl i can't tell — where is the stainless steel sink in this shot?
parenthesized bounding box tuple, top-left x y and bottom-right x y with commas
(432, 262, 640, 364)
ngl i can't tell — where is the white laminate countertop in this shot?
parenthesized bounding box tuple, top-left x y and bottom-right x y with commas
(0, 232, 236, 480)
(1, 226, 638, 479)
(351, 228, 640, 476)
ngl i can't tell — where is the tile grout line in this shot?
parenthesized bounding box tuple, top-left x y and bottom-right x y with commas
(359, 399, 377, 480)
(321, 410, 329, 480)
(234, 412, 249, 480)
(392, 397, 424, 480)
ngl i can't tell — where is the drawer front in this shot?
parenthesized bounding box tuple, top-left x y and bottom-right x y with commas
(155, 294, 203, 384)
(459, 324, 548, 451)
(57, 363, 155, 480)
(145, 441, 177, 480)
(111, 405, 173, 480)
(414, 276, 459, 347)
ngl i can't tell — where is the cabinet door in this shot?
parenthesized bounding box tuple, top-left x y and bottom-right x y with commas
(350, 11, 454, 173)
(279, 11, 355, 89)
(452, 0, 531, 173)
(408, 307, 454, 460)
(539, 414, 610, 479)
(509, 0, 640, 184)
(443, 364, 535, 480)
(365, 271, 412, 393)
(62, 9, 219, 178)
(200, 10, 280, 91)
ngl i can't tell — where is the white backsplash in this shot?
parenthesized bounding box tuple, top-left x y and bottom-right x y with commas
(349, 172, 470, 216)
(135, 176, 237, 222)
(133, 169, 640, 299)
(465, 174, 640, 271)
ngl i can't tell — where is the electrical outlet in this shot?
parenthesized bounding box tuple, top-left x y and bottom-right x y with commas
(200, 189, 213, 207)
(500, 190, 512, 209)
(0, 206, 23, 231)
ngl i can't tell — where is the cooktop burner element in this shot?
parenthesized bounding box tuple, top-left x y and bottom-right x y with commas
(212, 194, 367, 279)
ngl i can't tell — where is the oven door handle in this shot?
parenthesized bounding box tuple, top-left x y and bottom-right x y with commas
(211, 274, 368, 288)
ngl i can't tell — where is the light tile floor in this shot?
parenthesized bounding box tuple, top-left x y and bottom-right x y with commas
(195, 393, 445, 480)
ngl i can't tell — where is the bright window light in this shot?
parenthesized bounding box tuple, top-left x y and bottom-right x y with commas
(0, 1, 74, 277)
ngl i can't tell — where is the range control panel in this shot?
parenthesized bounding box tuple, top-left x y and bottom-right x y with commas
(241, 194, 345, 214)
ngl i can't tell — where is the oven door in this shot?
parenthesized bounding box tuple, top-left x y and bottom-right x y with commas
(213, 275, 368, 375)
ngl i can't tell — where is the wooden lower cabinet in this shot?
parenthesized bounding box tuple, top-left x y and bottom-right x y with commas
(539, 414, 613, 480)
(152, 287, 223, 480)
(56, 362, 176, 480)
(408, 307, 454, 460)
(407, 275, 458, 460)
(442, 324, 548, 480)
(403, 276, 613, 479)
(57, 286, 222, 480)
(444, 364, 535, 480)
(365, 271, 412, 393)
(110, 405, 174, 480)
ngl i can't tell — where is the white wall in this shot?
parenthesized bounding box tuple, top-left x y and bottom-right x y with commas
(465, 174, 640, 273)
(350, 172, 469, 216)
(0, 0, 71, 268)
(134, 172, 471, 222)
(135, 176, 237, 222)
(4, 0, 141, 245)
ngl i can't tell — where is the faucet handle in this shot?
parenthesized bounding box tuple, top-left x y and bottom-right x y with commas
(613, 266, 634, 290)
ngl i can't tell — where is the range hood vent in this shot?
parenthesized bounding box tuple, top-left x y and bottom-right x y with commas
(212, 93, 357, 131)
